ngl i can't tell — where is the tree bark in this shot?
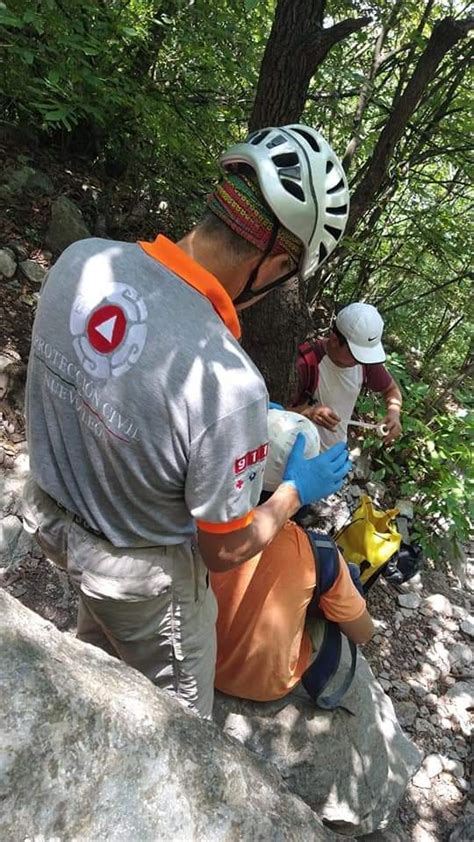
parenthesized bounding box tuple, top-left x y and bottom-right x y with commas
(249, 0, 370, 130)
(244, 0, 370, 401)
(241, 282, 308, 404)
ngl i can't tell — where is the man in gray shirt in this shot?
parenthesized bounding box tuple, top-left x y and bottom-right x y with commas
(23, 124, 352, 717)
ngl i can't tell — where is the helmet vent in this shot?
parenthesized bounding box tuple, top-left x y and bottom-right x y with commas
(327, 204, 348, 216)
(326, 161, 334, 174)
(327, 178, 344, 195)
(266, 134, 287, 149)
(279, 166, 301, 179)
(280, 178, 305, 201)
(272, 152, 299, 168)
(293, 127, 320, 153)
(249, 130, 271, 145)
(324, 224, 342, 241)
(319, 243, 328, 263)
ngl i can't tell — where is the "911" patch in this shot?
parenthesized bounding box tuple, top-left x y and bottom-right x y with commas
(234, 443, 268, 475)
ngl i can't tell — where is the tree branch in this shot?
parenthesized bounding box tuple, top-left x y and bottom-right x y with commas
(307, 88, 359, 102)
(306, 16, 372, 60)
(346, 16, 474, 235)
(249, 0, 371, 130)
(343, 2, 404, 170)
(382, 273, 472, 313)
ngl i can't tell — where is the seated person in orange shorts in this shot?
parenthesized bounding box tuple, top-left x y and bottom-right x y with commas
(211, 410, 374, 703)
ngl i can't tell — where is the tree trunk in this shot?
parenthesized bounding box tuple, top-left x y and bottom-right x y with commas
(244, 0, 370, 401)
(241, 282, 308, 404)
(250, 0, 369, 130)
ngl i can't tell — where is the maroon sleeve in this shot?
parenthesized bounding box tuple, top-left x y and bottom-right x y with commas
(363, 363, 392, 392)
(312, 339, 327, 363)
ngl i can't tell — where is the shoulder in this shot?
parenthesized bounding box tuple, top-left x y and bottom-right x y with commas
(49, 238, 143, 280)
(56, 237, 133, 262)
(298, 338, 326, 364)
(363, 363, 392, 391)
(186, 332, 268, 434)
(263, 521, 314, 565)
(313, 339, 327, 360)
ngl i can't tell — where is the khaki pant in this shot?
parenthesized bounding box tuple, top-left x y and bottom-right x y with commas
(22, 477, 217, 719)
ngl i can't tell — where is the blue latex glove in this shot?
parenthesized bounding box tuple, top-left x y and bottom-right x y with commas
(282, 435, 352, 505)
(269, 401, 284, 410)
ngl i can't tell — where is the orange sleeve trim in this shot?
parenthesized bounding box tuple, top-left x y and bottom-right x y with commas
(196, 511, 254, 534)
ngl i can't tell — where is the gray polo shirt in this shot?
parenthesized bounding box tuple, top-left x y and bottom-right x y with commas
(26, 236, 268, 546)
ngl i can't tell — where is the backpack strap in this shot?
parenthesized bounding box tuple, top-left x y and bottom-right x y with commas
(297, 341, 318, 403)
(305, 531, 339, 616)
(302, 530, 357, 712)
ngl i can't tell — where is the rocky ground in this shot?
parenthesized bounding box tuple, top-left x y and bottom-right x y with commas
(1, 412, 472, 842)
(307, 477, 473, 841)
(0, 139, 472, 841)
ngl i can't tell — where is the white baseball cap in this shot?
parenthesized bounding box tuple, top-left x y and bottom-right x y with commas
(264, 409, 320, 492)
(335, 303, 386, 364)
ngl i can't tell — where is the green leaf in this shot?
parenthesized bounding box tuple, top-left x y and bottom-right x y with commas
(21, 49, 35, 65)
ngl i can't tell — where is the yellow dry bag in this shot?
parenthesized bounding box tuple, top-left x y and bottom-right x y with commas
(335, 495, 402, 587)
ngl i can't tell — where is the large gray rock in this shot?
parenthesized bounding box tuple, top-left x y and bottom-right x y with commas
(45, 195, 91, 254)
(443, 679, 474, 737)
(214, 651, 421, 837)
(0, 449, 30, 518)
(449, 815, 474, 841)
(0, 590, 347, 842)
(0, 513, 40, 570)
(19, 258, 47, 286)
(0, 165, 35, 198)
(0, 248, 17, 279)
(0, 166, 53, 199)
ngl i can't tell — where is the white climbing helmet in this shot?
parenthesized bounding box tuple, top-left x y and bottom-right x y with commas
(263, 409, 320, 492)
(220, 124, 349, 279)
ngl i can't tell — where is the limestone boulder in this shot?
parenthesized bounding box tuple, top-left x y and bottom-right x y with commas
(0, 166, 54, 199)
(0, 590, 348, 842)
(449, 815, 474, 841)
(19, 258, 47, 286)
(0, 513, 40, 570)
(214, 650, 421, 837)
(45, 195, 91, 254)
(0, 248, 17, 279)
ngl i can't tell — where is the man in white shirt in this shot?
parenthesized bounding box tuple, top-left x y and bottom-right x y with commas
(293, 303, 403, 451)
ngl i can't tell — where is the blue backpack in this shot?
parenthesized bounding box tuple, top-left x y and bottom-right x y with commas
(301, 531, 363, 712)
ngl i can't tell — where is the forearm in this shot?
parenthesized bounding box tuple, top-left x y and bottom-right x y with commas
(198, 483, 301, 572)
(292, 402, 310, 414)
(381, 380, 403, 443)
(383, 381, 402, 413)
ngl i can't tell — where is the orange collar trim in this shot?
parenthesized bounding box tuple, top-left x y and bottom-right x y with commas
(138, 235, 241, 340)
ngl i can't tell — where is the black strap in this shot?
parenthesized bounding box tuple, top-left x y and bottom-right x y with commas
(234, 219, 298, 306)
(306, 531, 339, 615)
(302, 624, 357, 712)
(303, 530, 357, 711)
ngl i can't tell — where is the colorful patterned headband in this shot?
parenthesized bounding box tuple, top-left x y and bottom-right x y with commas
(207, 173, 302, 264)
